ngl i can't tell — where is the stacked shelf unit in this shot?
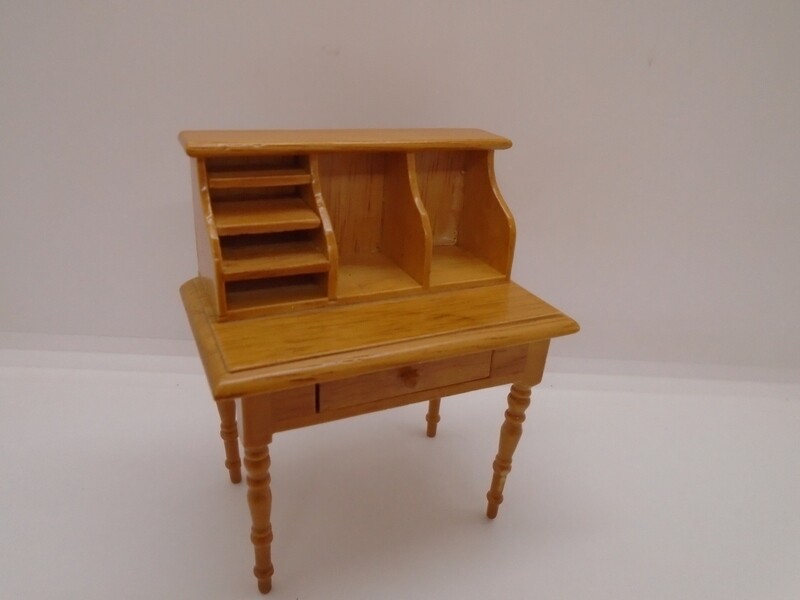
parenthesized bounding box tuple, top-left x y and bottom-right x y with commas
(181, 129, 516, 320)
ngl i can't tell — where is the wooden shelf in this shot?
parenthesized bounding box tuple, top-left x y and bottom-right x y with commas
(221, 239, 329, 281)
(214, 198, 321, 236)
(429, 246, 505, 289)
(226, 275, 327, 315)
(336, 254, 422, 301)
(185, 130, 517, 319)
(208, 168, 312, 189)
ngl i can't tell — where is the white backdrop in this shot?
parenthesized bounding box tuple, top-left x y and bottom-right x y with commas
(2, 1, 798, 369)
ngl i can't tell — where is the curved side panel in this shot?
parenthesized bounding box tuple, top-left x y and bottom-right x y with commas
(192, 158, 226, 315)
(459, 151, 515, 276)
(307, 154, 340, 299)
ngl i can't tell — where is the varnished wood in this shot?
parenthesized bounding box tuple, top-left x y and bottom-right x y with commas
(335, 254, 423, 301)
(305, 156, 339, 299)
(207, 168, 312, 189)
(180, 128, 512, 157)
(490, 345, 530, 377)
(216, 399, 241, 483)
(244, 445, 274, 594)
(273, 370, 526, 434)
(486, 383, 531, 519)
(380, 153, 431, 286)
(429, 246, 505, 289)
(220, 238, 329, 281)
(191, 158, 225, 315)
(213, 198, 321, 236)
(426, 398, 441, 438)
(319, 352, 491, 411)
(459, 152, 516, 276)
(178, 129, 579, 594)
(181, 278, 577, 399)
(241, 396, 274, 594)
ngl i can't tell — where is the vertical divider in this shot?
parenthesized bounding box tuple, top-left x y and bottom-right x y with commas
(193, 158, 227, 315)
(307, 154, 340, 299)
(381, 152, 432, 287)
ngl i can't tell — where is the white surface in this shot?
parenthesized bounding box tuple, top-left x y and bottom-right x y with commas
(2, 1, 800, 369)
(1, 352, 798, 599)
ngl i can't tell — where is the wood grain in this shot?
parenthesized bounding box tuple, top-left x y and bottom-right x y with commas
(486, 383, 531, 518)
(459, 151, 516, 275)
(180, 129, 512, 157)
(180, 278, 579, 398)
(317, 152, 385, 256)
(319, 352, 491, 411)
(191, 159, 225, 315)
(216, 399, 242, 483)
(415, 150, 466, 245)
(380, 152, 431, 286)
(213, 198, 321, 236)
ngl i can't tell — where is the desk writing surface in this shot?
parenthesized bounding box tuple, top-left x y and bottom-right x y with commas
(181, 278, 578, 398)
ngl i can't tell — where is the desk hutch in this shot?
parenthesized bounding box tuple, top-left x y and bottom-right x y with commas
(179, 128, 579, 593)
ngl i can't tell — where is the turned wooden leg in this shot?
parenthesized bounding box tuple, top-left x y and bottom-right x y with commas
(425, 398, 441, 437)
(216, 399, 242, 483)
(244, 444, 274, 594)
(486, 383, 532, 519)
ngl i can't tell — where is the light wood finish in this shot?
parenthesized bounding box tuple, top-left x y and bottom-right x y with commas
(429, 246, 505, 289)
(459, 151, 516, 276)
(208, 168, 311, 189)
(179, 280, 577, 399)
(213, 198, 321, 236)
(336, 254, 422, 301)
(490, 345, 530, 377)
(319, 352, 491, 411)
(220, 239, 329, 281)
(179, 129, 579, 594)
(184, 129, 520, 320)
(180, 128, 512, 157)
(486, 383, 531, 519)
(426, 398, 441, 438)
(191, 159, 225, 314)
(243, 444, 274, 594)
(216, 399, 241, 483)
(380, 153, 431, 286)
(224, 275, 327, 317)
(415, 150, 467, 245)
(306, 156, 339, 298)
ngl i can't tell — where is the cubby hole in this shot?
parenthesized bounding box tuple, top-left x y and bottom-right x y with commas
(225, 273, 328, 315)
(414, 150, 511, 288)
(317, 152, 427, 300)
(219, 231, 329, 281)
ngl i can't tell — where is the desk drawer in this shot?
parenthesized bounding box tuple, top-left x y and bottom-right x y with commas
(319, 351, 492, 411)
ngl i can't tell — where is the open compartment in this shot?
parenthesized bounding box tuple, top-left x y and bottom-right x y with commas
(224, 273, 328, 317)
(200, 153, 336, 317)
(414, 150, 515, 289)
(316, 152, 430, 301)
(219, 231, 330, 281)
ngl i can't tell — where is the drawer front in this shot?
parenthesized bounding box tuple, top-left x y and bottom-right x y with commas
(319, 351, 492, 411)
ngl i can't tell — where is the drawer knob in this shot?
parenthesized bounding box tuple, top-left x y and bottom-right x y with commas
(398, 366, 419, 388)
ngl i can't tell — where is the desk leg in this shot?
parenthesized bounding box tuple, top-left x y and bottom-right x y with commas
(425, 398, 441, 437)
(244, 444, 274, 594)
(217, 399, 242, 483)
(486, 383, 532, 519)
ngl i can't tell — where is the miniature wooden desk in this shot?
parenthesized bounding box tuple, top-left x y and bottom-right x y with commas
(179, 129, 579, 593)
